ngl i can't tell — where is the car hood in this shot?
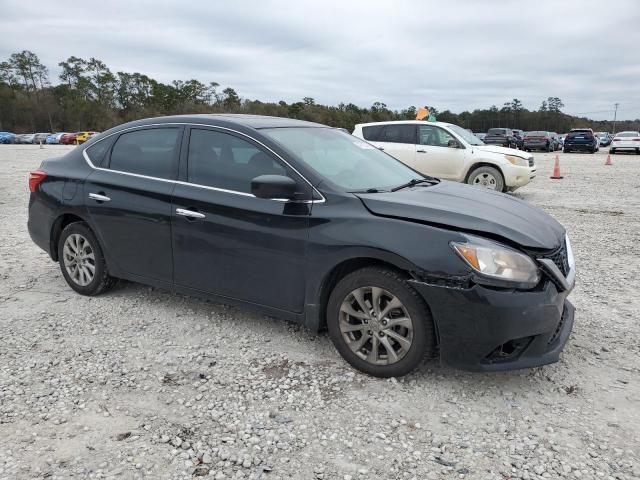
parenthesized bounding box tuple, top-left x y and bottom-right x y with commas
(475, 145, 532, 159)
(356, 181, 564, 250)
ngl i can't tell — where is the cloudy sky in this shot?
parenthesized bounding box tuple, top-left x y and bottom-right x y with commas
(1, 0, 638, 120)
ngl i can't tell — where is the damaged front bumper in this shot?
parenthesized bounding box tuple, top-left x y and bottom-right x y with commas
(409, 276, 575, 372)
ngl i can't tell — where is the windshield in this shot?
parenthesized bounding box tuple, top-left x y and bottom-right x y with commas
(446, 124, 484, 145)
(262, 127, 422, 192)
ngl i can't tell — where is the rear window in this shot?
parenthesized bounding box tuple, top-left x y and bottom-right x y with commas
(362, 125, 384, 141)
(488, 128, 506, 135)
(617, 132, 639, 137)
(527, 131, 547, 136)
(108, 128, 181, 180)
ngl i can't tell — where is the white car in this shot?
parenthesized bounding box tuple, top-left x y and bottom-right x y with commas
(610, 131, 640, 154)
(352, 121, 536, 192)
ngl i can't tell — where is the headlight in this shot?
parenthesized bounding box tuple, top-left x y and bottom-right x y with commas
(504, 154, 529, 167)
(451, 238, 540, 287)
(565, 234, 575, 271)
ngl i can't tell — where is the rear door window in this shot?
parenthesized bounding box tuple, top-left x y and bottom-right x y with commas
(379, 124, 416, 144)
(108, 128, 181, 180)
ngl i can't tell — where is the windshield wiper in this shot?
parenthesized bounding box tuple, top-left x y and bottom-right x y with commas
(391, 177, 439, 192)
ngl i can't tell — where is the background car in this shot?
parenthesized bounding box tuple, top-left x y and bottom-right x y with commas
(548, 132, 562, 150)
(474, 132, 486, 141)
(33, 133, 51, 145)
(483, 128, 518, 148)
(59, 133, 78, 145)
(563, 128, 599, 153)
(523, 131, 555, 152)
(595, 132, 611, 147)
(0, 131, 16, 144)
(512, 129, 525, 149)
(609, 131, 640, 154)
(76, 131, 98, 144)
(45, 132, 68, 144)
(353, 120, 535, 192)
(16, 133, 36, 144)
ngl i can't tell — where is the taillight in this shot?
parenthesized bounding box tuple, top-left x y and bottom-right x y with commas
(29, 170, 47, 192)
(613, 138, 620, 142)
(633, 138, 640, 142)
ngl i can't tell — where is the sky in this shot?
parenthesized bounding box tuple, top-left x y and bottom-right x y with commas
(1, 0, 639, 120)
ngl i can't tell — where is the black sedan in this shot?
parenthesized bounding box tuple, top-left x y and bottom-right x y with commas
(483, 128, 518, 148)
(27, 114, 576, 377)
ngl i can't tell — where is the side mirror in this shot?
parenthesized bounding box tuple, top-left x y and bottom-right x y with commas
(251, 175, 297, 200)
(447, 139, 461, 149)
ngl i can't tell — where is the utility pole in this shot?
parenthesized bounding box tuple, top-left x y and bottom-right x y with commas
(613, 103, 619, 134)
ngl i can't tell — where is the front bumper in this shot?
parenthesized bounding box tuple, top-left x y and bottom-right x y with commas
(503, 163, 536, 187)
(409, 278, 575, 372)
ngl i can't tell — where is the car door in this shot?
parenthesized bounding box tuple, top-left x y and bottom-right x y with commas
(415, 124, 466, 180)
(83, 126, 182, 284)
(170, 126, 312, 313)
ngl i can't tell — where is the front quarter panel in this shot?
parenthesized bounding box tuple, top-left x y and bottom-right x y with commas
(304, 192, 472, 328)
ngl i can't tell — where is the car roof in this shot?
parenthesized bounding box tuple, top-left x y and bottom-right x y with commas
(354, 120, 458, 129)
(116, 114, 325, 131)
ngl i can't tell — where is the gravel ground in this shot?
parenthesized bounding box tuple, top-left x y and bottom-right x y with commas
(1, 145, 639, 480)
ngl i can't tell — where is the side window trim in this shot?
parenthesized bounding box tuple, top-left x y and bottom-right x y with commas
(81, 122, 325, 203)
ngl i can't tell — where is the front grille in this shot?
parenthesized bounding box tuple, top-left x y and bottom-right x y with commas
(548, 307, 567, 345)
(546, 242, 569, 276)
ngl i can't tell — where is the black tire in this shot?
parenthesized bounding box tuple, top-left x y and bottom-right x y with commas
(564, 148, 570, 153)
(589, 148, 595, 154)
(547, 143, 553, 152)
(610, 148, 615, 154)
(467, 165, 505, 192)
(326, 267, 436, 378)
(57, 222, 115, 296)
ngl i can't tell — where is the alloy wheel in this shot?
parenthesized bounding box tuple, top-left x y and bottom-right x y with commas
(62, 233, 96, 286)
(472, 172, 498, 189)
(339, 286, 414, 365)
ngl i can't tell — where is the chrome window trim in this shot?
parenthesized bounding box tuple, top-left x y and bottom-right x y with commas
(82, 122, 325, 204)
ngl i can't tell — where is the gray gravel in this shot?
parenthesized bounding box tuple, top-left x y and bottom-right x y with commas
(1, 145, 639, 480)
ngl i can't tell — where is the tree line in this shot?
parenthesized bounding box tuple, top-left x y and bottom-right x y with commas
(1, 50, 637, 135)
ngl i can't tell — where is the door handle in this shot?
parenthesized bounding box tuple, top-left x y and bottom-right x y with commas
(176, 208, 205, 219)
(417, 149, 427, 153)
(89, 193, 111, 202)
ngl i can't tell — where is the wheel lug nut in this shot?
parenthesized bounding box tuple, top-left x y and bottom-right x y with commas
(379, 332, 385, 337)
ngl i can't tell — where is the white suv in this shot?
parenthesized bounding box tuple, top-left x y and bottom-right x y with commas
(352, 121, 536, 192)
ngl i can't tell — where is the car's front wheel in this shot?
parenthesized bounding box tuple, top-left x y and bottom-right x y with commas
(327, 267, 436, 377)
(58, 222, 115, 296)
(467, 166, 505, 192)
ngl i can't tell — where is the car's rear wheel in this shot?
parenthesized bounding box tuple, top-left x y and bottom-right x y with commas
(467, 166, 505, 192)
(58, 222, 115, 296)
(327, 267, 435, 377)
(610, 148, 616, 154)
(564, 148, 570, 153)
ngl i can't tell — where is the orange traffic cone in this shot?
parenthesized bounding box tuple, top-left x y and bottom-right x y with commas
(550, 155, 563, 179)
(605, 153, 613, 166)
